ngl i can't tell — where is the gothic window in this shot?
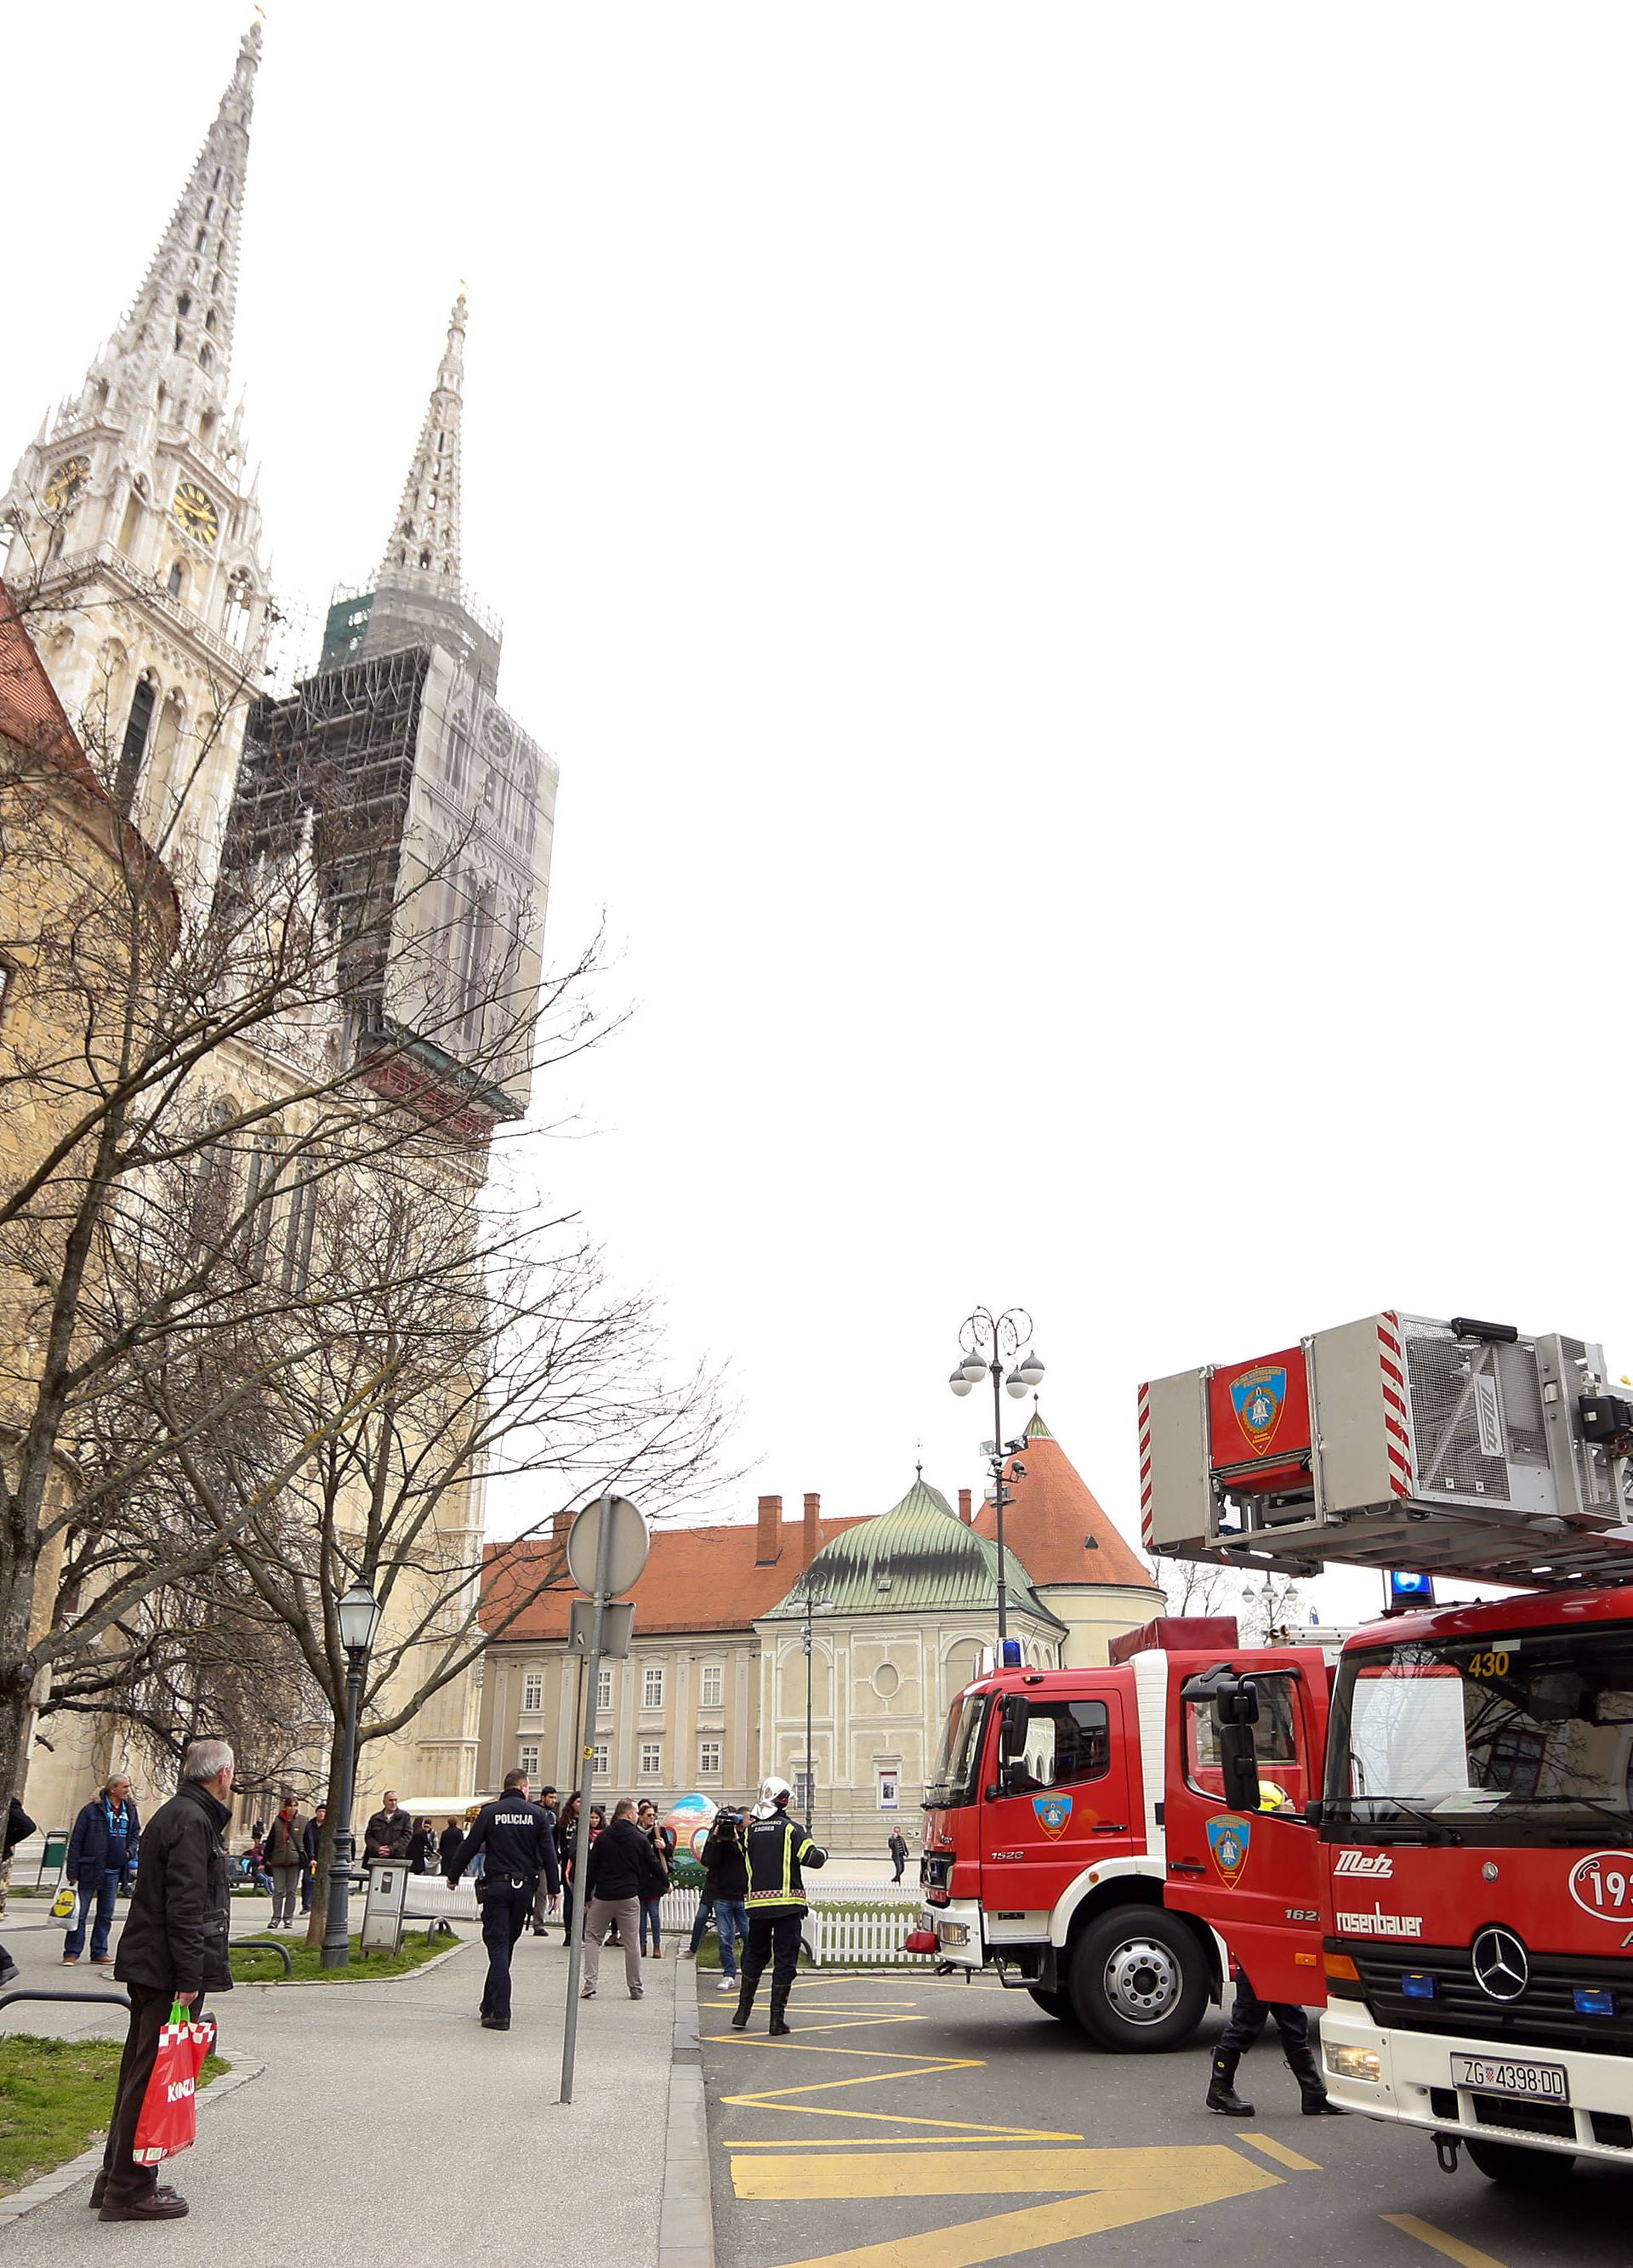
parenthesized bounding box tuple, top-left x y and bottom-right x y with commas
(279, 1173, 319, 1293)
(167, 561, 185, 600)
(418, 549, 431, 569)
(120, 678, 156, 777)
(195, 228, 207, 251)
(242, 1131, 282, 1284)
(178, 293, 191, 318)
(205, 309, 218, 332)
(199, 344, 213, 370)
(224, 571, 254, 654)
(446, 711, 469, 791)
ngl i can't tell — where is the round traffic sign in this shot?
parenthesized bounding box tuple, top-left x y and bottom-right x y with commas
(566, 1493, 650, 1598)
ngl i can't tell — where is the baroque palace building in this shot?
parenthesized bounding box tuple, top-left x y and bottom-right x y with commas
(0, 25, 555, 1841)
(478, 1411, 1163, 1850)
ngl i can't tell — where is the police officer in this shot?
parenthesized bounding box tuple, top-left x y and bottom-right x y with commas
(732, 1775, 826, 2037)
(448, 1768, 553, 2032)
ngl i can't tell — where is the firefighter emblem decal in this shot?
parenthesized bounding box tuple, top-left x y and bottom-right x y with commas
(1230, 1365, 1288, 1457)
(1205, 1813, 1254, 1887)
(1033, 1794, 1073, 1839)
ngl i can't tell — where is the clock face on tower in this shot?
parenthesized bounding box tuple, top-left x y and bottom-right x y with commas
(41, 456, 90, 513)
(172, 480, 220, 547)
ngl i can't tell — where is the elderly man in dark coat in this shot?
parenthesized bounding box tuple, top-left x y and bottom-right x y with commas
(95, 1738, 236, 2222)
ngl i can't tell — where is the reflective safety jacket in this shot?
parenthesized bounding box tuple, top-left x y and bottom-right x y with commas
(744, 1807, 827, 1912)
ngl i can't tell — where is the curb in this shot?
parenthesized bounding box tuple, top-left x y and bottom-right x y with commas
(657, 1957, 715, 2268)
(0, 2054, 266, 2224)
(230, 1935, 469, 1990)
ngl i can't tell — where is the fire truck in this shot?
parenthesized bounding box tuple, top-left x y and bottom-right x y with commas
(916, 1618, 1343, 2049)
(1143, 1309, 1633, 2186)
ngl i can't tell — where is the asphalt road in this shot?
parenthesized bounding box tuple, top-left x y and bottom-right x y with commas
(699, 1969, 1633, 2268)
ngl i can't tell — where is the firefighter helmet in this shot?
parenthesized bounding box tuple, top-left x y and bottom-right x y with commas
(760, 1775, 793, 1807)
(1258, 1780, 1290, 1813)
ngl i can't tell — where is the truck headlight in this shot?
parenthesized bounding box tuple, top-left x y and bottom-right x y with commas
(1324, 2043, 1382, 2083)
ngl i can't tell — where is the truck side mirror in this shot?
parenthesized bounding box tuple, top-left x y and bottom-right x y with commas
(998, 1695, 1028, 1764)
(1218, 1721, 1262, 1815)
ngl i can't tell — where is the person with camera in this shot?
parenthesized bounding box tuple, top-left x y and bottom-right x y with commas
(699, 1807, 750, 1992)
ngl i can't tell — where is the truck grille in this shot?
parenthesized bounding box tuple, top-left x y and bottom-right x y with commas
(1346, 1940, 1633, 2059)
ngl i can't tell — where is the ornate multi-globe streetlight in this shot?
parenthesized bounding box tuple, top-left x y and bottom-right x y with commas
(948, 1308, 1046, 1648)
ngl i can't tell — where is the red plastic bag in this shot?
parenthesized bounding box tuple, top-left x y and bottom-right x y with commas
(133, 2001, 212, 2165)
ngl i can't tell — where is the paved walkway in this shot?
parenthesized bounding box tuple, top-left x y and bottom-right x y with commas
(0, 1896, 700, 2262)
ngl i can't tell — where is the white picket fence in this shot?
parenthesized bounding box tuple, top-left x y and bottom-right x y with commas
(404, 1872, 930, 1967)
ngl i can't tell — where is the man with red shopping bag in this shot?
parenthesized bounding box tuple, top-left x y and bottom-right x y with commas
(97, 1739, 236, 2222)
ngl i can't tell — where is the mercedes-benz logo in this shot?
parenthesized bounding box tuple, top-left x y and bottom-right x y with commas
(1472, 1925, 1529, 2001)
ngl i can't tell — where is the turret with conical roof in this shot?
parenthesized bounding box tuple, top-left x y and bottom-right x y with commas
(972, 1405, 1164, 1666)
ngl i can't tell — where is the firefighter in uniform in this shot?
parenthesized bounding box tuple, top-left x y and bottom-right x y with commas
(447, 1769, 553, 2032)
(733, 1775, 826, 2037)
(1205, 1782, 1343, 2117)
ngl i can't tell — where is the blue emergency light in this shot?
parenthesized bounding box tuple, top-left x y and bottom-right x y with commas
(1574, 1986, 1617, 2017)
(1385, 1570, 1436, 1613)
(1400, 1973, 1437, 2002)
(1000, 1638, 1023, 1668)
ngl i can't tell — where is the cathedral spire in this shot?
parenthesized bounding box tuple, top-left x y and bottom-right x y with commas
(378, 293, 467, 591)
(105, 23, 260, 401)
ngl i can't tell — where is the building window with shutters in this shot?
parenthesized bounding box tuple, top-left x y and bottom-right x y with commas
(643, 1665, 664, 1709)
(700, 1664, 724, 1712)
(591, 1741, 609, 1779)
(640, 1741, 662, 1777)
(519, 1743, 540, 1779)
(596, 1667, 612, 1711)
(522, 1672, 543, 1713)
(698, 1740, 722, 1778)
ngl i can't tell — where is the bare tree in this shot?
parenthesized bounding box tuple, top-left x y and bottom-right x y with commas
(0, 582, 714, 1832)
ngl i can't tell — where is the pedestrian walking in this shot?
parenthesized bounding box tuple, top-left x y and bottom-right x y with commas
(447, 1769, 554, 2032)
(732, 1776, 826, 2037)
(699, 1808, 749, 1993)
(888, 1828, 909, 1883)
(95, 1736, 236, 2222)
(580, 1798, 668, 2001)
(0, 1792, 37, 1986)
(300, 1803, 326, 1915)
(438, 1818, 464, 1877)
(264, 1792, 305, 1927)
(362, 1788, 413, 1863)
(406, 1816, 435, 1873)
(635, 1798, 674, 1957)
(556, 1792, 583, 1942)
(1206, 1964, 1344, 2117)
(63, 1772, 141, 1967)
(531, 1785, 561, 1935)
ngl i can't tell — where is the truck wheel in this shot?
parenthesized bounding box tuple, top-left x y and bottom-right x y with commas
(1068, 1907, 1208, 2052)
(1027, 1986, 1074, 2022)
(1463, 2138, 1576, 2187)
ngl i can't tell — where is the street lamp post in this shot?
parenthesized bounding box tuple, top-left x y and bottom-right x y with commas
(948, 1308, 1046, 1647)
(798, 1578, 834, 1832)
(321, 1579, 382, 1972)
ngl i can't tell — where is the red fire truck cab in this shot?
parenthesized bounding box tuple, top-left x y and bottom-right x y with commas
(918, 1618, 1336, 2050)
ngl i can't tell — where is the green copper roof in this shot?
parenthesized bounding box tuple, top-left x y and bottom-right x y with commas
(1024, 1407, 1054, 1439)
(764, 1473, 1065, 1627)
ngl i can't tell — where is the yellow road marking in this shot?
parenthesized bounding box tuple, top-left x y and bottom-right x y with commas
(1381, 2214, 1511, 2268)
(1234, 2131, 1321, 2172)
(734, 2145, 1281, 2268)
(725, 2134, 1084, 2147)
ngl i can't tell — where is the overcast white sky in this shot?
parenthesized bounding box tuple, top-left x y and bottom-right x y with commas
(6, 5, 1631, 1621)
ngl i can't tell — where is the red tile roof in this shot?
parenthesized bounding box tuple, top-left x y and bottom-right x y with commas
(481, 1513, 869, 1641)
(972, 1411, 1158, 1592)
(0, 580, 96, 783)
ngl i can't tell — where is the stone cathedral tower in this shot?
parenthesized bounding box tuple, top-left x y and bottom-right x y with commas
(0, 24, 271, 881)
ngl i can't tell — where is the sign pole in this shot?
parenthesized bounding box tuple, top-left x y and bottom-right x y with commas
(559, 1496, 614, 2105)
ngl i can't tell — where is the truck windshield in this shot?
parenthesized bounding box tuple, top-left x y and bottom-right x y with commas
(1326, 1622, 1633, 1845)
(925, 1688, 989, 1809)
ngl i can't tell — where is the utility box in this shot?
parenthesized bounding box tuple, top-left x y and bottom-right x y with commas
(361, 1861, 411, 1957)
(1141, 1313, 1633, 1589)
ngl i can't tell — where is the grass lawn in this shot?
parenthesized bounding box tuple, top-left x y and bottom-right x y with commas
(0, 2033, 228, 2196)
(229, 1927, 459, 1984)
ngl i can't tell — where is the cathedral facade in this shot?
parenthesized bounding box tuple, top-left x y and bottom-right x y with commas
(0, 23, 555, 1842)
